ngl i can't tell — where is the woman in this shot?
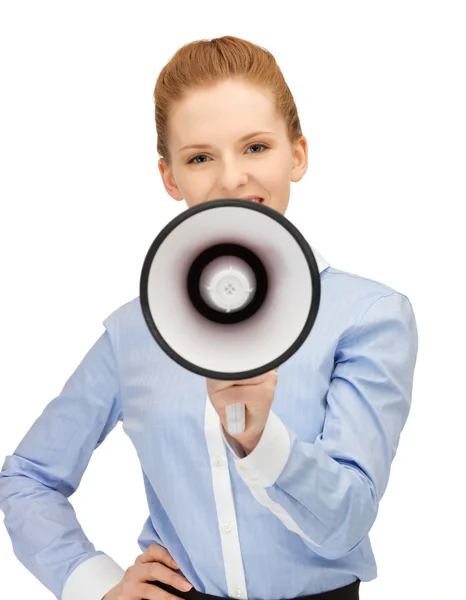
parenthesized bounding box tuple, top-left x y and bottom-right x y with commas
(0, 36, 418, 600)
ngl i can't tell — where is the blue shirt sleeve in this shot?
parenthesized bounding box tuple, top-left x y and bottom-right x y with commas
(0, 330, 123, 598)
(234, 292, 418, 560)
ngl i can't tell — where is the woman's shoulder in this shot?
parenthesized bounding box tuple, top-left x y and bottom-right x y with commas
(322, 265, 409, 303)
(102, 296, 147, 336)
(319, 266, 414, 338)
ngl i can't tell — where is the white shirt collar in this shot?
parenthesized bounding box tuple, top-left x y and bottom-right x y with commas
(310, 246, 330, 274)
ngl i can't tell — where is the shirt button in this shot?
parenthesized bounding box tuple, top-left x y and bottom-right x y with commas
(235, 589, 242, 598)
(214, 456, 224, 466)
(238, 464, 248, 471)
(224, 523, 233, 532)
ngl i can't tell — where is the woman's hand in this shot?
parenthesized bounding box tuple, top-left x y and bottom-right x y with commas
(207, 369, 279, 454)
(102, 544, 192, 600)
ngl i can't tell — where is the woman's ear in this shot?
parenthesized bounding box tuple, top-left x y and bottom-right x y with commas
(158, 158, 184, 201)
(290, 136, 308, 183)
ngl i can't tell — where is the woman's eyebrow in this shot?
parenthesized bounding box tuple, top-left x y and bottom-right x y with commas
(178, 131, 275, 153)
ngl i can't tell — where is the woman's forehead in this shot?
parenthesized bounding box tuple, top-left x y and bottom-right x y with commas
(173, 81, 275, 121)
(168, 82, 283, 147)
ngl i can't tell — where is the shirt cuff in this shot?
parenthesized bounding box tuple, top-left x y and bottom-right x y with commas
(62, 553, 126, 600)
(233, 411, 291, 488)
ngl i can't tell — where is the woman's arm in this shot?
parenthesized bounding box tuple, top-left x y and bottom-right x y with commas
(230, 293, 418, 560)
(0, 330, 126, 599)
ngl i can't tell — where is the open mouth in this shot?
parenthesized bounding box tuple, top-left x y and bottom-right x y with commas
(243, 197, 264, 203)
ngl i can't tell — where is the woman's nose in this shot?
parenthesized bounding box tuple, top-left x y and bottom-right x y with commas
(217, 160, 248, 193)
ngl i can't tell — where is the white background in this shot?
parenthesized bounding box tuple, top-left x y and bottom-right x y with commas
(0, 1, 464, 599)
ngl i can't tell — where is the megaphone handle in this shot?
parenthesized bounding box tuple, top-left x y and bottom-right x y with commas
(225, 403, 245, 435)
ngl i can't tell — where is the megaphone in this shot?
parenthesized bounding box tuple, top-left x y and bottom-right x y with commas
(140, 199, 320, 435)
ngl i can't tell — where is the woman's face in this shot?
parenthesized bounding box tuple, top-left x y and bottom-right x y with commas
(158, 79, 308, 215)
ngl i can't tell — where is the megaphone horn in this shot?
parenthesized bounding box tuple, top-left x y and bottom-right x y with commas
(140, 199, 321, 435)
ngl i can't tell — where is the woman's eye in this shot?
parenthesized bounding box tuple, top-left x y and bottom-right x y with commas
(187, 144, 268, 165)
(188, 154, 209, 165)
(247, 143, 268, 153)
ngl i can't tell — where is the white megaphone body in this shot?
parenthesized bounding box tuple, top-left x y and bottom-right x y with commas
(140, 199, 321, 435)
